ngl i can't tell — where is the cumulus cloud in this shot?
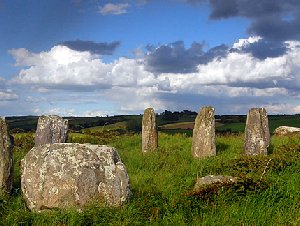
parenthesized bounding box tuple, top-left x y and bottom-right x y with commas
(10, 46, 113, 89)
(9, 37, 300, 115)
(10, 45, 158, 91)
(232, 37, 287, 60)
(60, 40, 120, 55)
(99, 3, 130, 15)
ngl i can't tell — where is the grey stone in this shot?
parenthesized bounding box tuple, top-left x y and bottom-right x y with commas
(192, 106, 216, 158)
(244, 108, 270, 155)
(273, 126, 300, 135)
(0, 117, 13, 194)
(142, 108, 158, 152)
(35, 115, 68, 147)
(193, 175, 238, 193)
(21, 143, 131, 211)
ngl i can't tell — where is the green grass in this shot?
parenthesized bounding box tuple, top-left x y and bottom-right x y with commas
(1, 132, 299, 225)
(215, 115, 300, 133)
(217, 122, 245, 133)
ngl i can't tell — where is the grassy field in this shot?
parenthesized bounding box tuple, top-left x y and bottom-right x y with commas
(216, 115, 300, 133)
(81, 122, 127, 133)
(0, 131, 299, 225)
(159, 115, 300, 134)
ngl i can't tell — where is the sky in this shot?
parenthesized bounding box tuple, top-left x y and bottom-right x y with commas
(1, 0, 300, 116)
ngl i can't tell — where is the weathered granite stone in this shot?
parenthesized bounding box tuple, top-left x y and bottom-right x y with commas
(193, 175, 238, 193)
(244, 108, 270, 155)
(21, 143, 131, 211)
(274, 126, 300, 135)
(0, 117, 13, 193)
(142, 108, 158, 152)
(192, 106, 216, 158)
(35, 115, 68, 147)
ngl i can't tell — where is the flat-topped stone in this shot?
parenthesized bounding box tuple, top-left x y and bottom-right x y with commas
(273, 126, 300, 135)
(193, 175, 238, 193)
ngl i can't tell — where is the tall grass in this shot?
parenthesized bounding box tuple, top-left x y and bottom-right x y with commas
(0, 132, 299, 225)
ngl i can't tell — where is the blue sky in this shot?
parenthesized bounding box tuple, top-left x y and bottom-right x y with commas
(1, 0, 300, 116)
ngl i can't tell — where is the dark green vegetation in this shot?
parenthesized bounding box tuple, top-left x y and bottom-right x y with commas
(0, 121, 300, 225)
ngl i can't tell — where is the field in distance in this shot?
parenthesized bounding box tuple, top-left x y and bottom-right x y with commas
(5, 112, 300, 135)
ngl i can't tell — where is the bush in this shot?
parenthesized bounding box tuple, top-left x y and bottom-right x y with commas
(126, 119, 142, 132)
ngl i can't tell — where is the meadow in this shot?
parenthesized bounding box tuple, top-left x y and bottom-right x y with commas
(1, 127, 299, 225)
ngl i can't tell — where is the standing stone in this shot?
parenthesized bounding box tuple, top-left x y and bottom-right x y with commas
(21, 143, 131, 211)
(35, 115, 68, 147)
(244, 108, 270, 155)
(142, 108, 158, 152)
(0, 117, 13, 193)
(192, 106, 216, 158)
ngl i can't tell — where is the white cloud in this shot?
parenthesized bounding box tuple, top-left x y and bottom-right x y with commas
(11, 46, 158, 91)
(82, 109, 112, 117)
(232, 36, 262, 49)
(10, 46, 112, 88)
(99, 3, 130, 15)
(33, 107, 76, 116)
(264, 103, 300, 114)
(162, 51, 290, 90)
(106, 86, 168, 113)
(0, 90, 18, 101)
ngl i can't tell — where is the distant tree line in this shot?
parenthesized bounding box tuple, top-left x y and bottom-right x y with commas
(160, 110, 197, 121)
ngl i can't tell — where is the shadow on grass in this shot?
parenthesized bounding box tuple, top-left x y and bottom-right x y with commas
(216, 142, 230, 154)
(268, 144, 275, 154)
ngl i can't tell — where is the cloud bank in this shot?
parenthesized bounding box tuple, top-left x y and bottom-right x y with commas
(8, 37, 300, 115)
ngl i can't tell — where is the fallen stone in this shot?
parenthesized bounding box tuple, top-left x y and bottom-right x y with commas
(0, 117, 13, 193)
(244, 108, 270, 155)
(35, 115, 68, 147)
(192, 106, 216, 158)
(142, 108, 158, 152)
(21, 143, 131, 211)
(193, 175, 238, 193)
(273, 126, 300, 135)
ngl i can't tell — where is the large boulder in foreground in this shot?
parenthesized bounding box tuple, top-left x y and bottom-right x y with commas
(21, 143, 131, 211)
(142, 108, 158, 152)
(273, 126, 300, 135)
(244, 108, 270, 155)
(192, 106, 216, 158)
(35, 115, 68, 147)
(0, 117, 13, 193)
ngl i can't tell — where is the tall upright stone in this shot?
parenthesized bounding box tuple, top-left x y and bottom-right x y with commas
(0, 117, 13, 193)
(244, 108, 270, 155)
(142, 108, 158, 152)
(192, 106, 216, 158)
(35, 115, 68, 147)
